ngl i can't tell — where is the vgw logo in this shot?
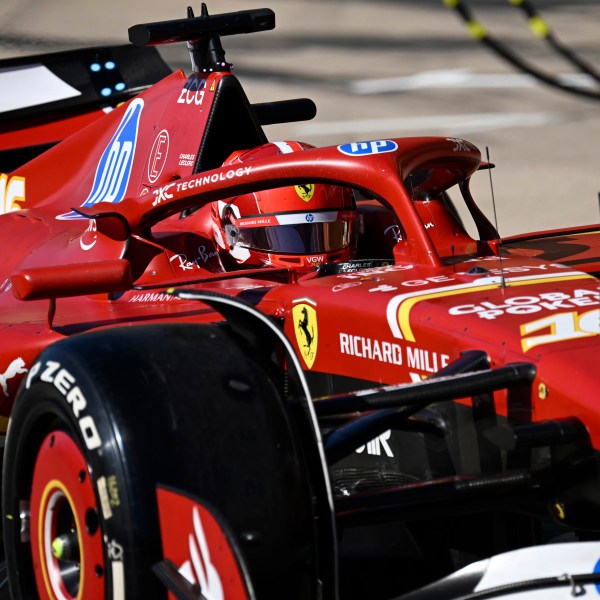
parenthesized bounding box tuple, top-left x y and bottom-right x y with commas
(57, 98, 144, 220)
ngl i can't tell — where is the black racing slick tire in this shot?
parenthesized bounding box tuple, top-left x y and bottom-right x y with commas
(2, 323, 318, 600)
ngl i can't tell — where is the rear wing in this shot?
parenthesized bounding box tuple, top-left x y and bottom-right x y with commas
(0, 45, 172, 170)
(0, 44, 171, 124)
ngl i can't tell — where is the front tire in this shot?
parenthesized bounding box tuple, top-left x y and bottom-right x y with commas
(3, 323, 319, 599)
(2, 353, 155, 600)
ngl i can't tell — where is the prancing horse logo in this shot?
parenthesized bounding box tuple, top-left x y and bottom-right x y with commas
(292, 302, 318, 369)
(294, 183, 315, 202)
(0, 357, 27, 397)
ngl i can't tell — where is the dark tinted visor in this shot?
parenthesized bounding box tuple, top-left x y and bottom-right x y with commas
(237, 220, 352, 254)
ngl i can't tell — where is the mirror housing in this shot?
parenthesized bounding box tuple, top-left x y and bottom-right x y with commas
(12, 259, 132, 301)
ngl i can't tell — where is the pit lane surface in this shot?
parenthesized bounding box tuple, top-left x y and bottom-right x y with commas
(1, 0, 599, 235)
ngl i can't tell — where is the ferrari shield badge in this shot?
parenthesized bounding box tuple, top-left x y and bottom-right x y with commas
(294, 183, 315, 202)
(293, 302, 318, 369)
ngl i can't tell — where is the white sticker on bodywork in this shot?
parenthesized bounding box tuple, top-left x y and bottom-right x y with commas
(0, 64, 81, 113)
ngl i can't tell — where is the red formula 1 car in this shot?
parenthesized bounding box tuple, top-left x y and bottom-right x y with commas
(0, 6, 599, 600)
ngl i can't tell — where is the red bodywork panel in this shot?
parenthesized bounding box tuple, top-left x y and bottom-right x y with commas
(156, 487, 251, 600)
(0, 110, 106, 151)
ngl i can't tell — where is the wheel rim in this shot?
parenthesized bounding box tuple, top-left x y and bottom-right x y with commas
(30, 431, 105, 600)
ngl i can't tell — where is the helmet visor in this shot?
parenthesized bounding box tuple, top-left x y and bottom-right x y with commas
(233, 211, 354, 254)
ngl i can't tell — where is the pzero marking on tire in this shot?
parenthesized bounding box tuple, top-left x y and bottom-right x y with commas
(27, 360, 103, 451)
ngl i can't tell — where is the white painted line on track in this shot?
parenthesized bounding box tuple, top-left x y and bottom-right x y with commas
(351, 69, 595, 94)
(295, 112, 561, 137)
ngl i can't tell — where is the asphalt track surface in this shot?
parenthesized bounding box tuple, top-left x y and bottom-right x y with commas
(1, 0, 600, 236)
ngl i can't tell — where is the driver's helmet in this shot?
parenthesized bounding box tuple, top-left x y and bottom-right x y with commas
(211, 141, 356, 270)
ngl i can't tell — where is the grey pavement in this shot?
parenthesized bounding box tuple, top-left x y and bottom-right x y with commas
(1, 0, 599, 235)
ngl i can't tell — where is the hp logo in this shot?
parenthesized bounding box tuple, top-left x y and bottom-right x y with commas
(338, 140, 398, 156)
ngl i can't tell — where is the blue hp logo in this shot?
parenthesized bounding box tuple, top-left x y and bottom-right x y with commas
(338, 140, 398, 156)
(57, 98, 144, 220)
(305, 213, 314, 223)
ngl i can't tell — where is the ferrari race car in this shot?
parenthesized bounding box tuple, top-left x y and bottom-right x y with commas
(0, 5, 599, 600)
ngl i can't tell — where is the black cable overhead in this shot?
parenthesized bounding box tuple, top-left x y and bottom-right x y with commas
(509, 0, 600, 85)
(443, 0, 600, 101)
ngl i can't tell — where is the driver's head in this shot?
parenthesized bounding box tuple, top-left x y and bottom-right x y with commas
(211, 141, 356, 270)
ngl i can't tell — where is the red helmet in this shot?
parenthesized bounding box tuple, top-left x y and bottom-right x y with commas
(212, 141, 356, 270)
